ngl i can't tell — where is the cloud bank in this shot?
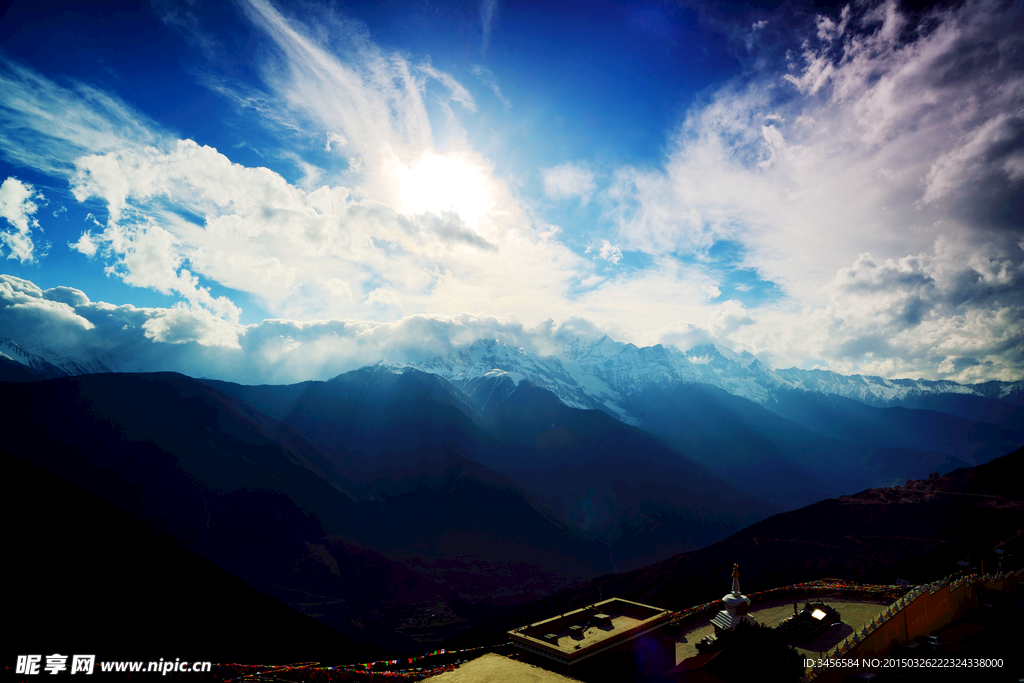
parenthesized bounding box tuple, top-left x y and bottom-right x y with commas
(0, 273, 606, 385)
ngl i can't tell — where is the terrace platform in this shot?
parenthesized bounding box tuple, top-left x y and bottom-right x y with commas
(674, 595, 892, 664)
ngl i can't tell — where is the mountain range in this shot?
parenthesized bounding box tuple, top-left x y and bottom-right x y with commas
(0, 367, 773, 652)
(5, 332, 1022, 513)
(409, 337, 1023, 507)
(3, 332, 1022, 655)
(413, 336, 1023, 418)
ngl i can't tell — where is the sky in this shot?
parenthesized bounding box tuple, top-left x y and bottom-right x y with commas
(0, 0, 1022, 385)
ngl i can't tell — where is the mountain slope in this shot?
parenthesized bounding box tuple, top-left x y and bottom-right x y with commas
(0, 374, 451, 649)
(620, 381, 967, 508)
(5, 451, 390, 662)
(411, 338, 1018, 508)
(457, 376, 779, 570)
(209, 365, 780, 570)
(0, 373, 610, 651)
(765, 389, 1024, 465)
(0, 353, 45, 382)
(1, 337, 108, 378)
(457, 445, 1024, 646)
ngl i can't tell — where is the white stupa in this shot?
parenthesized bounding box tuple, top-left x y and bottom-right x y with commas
(711, 563, 757, 632)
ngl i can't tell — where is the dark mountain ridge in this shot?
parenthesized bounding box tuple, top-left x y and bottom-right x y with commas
(4, 451, 390, 663)
(207, 367, 779, 571)
(0, 372, 607, 651)
(7, 365, 1018, 656)
(3, 368, 776, 650)
(454, 445, 1024, 646)
(764, 388, 1024, 465)
(621, 381, 969, 509)
(457, 375, 778, 570)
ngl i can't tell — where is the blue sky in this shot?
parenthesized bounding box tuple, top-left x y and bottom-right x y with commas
(1, 0, 1022, 384)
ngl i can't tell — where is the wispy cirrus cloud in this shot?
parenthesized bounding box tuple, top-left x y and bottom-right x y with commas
(479, 0, 500, 58)
(470, 65, 511, 110)
(0, 57, 163, 175)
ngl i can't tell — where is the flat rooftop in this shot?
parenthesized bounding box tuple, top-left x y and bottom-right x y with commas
(509, 597, 671, 664)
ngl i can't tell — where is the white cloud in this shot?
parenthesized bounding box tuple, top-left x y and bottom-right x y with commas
(609, 0, 1024, 381)
(236, 0, 478, 190)
(815, 235, 1023, 377)
(64, 137, 587, 326)
(0, 2, 588, 331)
(0, 273, 598, 383)
(0, 276, 94, 334)
(922, 113, 1024, 204)
(542, 163, 596, 204)
(142, 303, 242, 348)
(365, 287, 403, 310)
(708, 299, 754, 337)
(0, 177, 42, 263)
(0, 7, 591, 354)
(701, 284, 721, 300)
(0, 275, 240, 377)
(4, 265, 1019, 385)
(70, 231, 98, 257)
(597, 240, 622, 265)
(324, 132, 348, 152)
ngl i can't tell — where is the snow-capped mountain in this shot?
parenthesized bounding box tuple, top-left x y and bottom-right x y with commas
(412, 337, 795, 422)
(775, 367, 1024, 407)
(4, 320, 1019, 417)
(1, 338, 110, 379)
(415, 338, 606, 412)
(411, 335, 1023, 421)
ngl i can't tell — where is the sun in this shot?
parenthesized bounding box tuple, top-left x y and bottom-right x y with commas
(397, 153, 491, 227)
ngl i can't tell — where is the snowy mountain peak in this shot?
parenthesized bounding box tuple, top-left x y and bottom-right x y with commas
(412, 333, 1023, 418)
(0, 337, 110, 379)
(409, 335, 805, 418)
(415, 338, 601, 410)
(686, 342, 756, 368)
(366, 359, 406, 371)
(773, 367, 1021, 406)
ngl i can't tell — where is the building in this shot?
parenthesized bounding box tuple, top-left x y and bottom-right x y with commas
(710, 564, 756, 634)
(509, 597, 676, 681)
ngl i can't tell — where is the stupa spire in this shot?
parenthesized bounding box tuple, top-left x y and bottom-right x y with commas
(712, 561, 757, 633)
